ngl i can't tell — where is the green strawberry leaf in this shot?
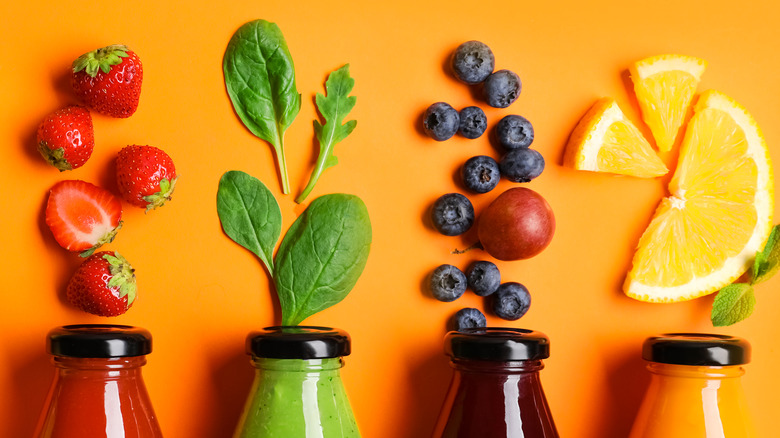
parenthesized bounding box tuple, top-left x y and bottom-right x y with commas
(711, 283, 756, 327)
(104, 252, 137, 305)
(73, 44, 130, 78)
(142, 177, 178, 212)
(751, 224, 780, 284)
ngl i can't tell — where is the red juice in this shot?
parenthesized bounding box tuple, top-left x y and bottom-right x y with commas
(432, 328, 559, 438)
(33, 324, 163, 438)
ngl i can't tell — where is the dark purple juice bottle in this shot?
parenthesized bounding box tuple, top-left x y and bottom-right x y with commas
(432, 328, 559, 438)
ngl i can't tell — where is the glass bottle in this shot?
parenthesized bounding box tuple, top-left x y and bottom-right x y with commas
(33, 324, 163, 438)
(432, 327, 559, 438)
(234, 326, 360, 438)
(629, 333, 756, 438)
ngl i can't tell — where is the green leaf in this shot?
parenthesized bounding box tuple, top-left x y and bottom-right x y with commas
(751, 224, 780, 284)
(104, 252, 137, 305)
(72, 45, 129, 78)
(711, 283, 756, 327)
(296, 65, 357, 203)
(223, 20, 301, 194)
(274, 194, 371, 325)
(217, 171, 282, 275)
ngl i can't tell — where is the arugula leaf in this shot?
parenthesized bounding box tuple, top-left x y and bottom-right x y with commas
(711, 283, 756, 327)
(223, 20, 301, 194)
(217, 171, 282, 275)
(274, 194, 371, 325)
(751, 224, 780, 284)
(296, 65, 357, 203)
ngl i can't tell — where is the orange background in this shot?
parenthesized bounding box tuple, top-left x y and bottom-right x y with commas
(1, 0, 779, 437)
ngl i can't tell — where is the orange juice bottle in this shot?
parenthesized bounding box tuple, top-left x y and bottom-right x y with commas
(629, 333, 756, 438)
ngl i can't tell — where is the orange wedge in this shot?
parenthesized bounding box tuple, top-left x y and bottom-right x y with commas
(630, 54, 707, 152)
(625, 90, 774, 302)
(564, 98, 668, 178)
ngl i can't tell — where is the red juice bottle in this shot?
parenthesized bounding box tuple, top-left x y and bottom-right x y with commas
(432, 328, 559, 438)
(33, 324, 163, 438)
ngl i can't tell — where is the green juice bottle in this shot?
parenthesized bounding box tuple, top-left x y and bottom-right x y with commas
(233, 326, 360, 438)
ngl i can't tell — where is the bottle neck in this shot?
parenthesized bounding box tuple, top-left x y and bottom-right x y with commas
(646, 362, 745, 379)
(36, 355, 162, 437)
(53, 356, 147, 379)
(251, 356, 344, 373)
(433, 358, 558, 437)
(451, 358, 545, 374)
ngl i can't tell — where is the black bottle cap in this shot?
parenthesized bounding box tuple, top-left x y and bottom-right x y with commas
(247, 326, 351, 359)
(643, 333, 751, 366)
(48, 324, 152, 358)
(445, 327, 550, 361)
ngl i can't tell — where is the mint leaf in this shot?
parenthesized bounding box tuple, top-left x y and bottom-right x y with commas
(751, 224, 780, 284)
(711, 283, 756, 327)
(296, 64, 357, 203)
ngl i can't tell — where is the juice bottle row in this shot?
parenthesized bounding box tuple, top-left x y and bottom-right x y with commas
(32, 325, 756, 437)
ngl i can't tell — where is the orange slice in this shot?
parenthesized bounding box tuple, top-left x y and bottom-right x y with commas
(625, 90, 774, 302)
(630, 54, 707, 152)
(564, 98, 668, 178)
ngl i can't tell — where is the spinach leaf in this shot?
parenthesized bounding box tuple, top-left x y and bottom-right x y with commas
(274, 194, 372, 325)
(296, 64, 357, 203)
(217, 171, 282, 275)
(223, 19, 301, 194)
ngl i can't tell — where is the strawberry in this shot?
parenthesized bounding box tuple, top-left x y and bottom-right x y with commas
(71, 44, 143, 118)
(67, 251, 137, 317)
(37, 105, 94, 171)
(116, 145, 178, 211)
(45, 180, 123, 256)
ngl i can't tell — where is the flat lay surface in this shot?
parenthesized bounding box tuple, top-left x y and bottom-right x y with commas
(2, 0, 780, 436)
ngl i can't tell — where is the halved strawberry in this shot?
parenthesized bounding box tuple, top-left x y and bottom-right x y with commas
(67, 251, 136, 317)
(45, 180, 122, 256)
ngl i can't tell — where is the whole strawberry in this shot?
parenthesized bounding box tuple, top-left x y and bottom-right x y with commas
(71, 44, 143, 118)
(116, 145, 178, 211)
(37, 106, 94, 171)
(67, 251, 137, 317)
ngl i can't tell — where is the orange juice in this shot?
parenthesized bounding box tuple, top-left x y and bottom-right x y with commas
(629, 334, 756, 438)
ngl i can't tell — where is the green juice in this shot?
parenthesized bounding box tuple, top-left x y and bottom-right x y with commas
(234, 357, 360, 438)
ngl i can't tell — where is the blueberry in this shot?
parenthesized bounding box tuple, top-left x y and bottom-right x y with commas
(431, 193, 474, 236)
(451, 41, 495, 85)
(499, 148, 545, 182)
(451, 308, 487, 331)
(423, 102, 460, 141)
(466, 261, 501, 297)
(430, 264, 467, 302)
(491, 282, 531, 320)
(495, 115, 534, 149)
(461, 156, 500, 194)
(483, 69, 521, 108)
(458, 106, 487, 139)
